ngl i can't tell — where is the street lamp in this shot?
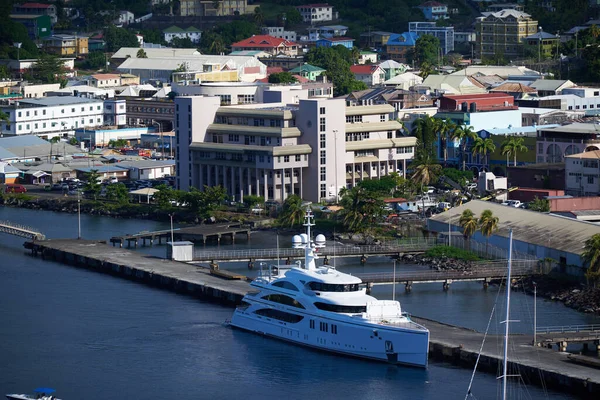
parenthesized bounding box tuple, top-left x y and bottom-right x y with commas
(533, 281, 537, 346)
(538, 26, 542, 65)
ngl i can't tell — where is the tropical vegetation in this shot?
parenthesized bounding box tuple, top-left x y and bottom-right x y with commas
(582, 233, 600, 286)
(471, 137, 496, 170)
(459, 209, 478, 241)
(478, 209, 499, 252)
(278, 194, 305, 227)
(501, 136, 528, 167)
(451, 124, 477, 171)
(529, 197, 550, 212)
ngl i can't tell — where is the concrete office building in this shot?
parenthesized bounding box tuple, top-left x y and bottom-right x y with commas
(175, 91, 416, 202)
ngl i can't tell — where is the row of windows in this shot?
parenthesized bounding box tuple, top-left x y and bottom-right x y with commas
(314, 302, 366, 313)
(261, 293, 305, 308)
(568, 104, 600, 110)
(17, 118, 102, 131)
(396, 146, 414, 154)
(214, 116, 286, 127)
(16, 105, 102, 118)
(308, 282, 361, 292)
(308, 320, 339, 334)
(213, 134, 281, 146)
(255, 308, 304, 323)
(127, 106, 174, 114)
(346, 132, 370, 142)
(346, 115, 363, 123)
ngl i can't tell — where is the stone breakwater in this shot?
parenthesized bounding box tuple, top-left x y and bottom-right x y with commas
(399, 253, 474, 271)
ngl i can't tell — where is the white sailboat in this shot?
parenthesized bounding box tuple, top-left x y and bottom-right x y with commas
(465, 229, 517, 400)
(230, 206, 430, 367)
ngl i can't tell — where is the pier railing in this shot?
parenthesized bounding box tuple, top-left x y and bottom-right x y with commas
(536, 324, 600, 334)
(0, 220, 45, 240)
(193, 238, 438, 261)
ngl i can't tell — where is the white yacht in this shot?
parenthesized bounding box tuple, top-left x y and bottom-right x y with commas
(230, 208, 429, 367)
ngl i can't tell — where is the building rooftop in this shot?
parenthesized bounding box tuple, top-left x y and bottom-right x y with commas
(15, 96, 101, 107)
(524, 31, 560, 40)
(419, 1, 447, 7)
(18, 2, 53, 8)
(480, 9, 532, 19)
(350, 65, 382, 74)
(111, 47, 201, 59)
(507, 163, 564, 170)
(318, 37, 354, 42)
(450, 66, 540, 78)
(429, 199, 600, 256)
(387, 32, 419, 46)
(565, 149, 600, 159)
(491, 82, 537, 93)
(530, 79, 574, 91)
(541, 122, 600, 134)
(232, 35, 298, 48)
(289, 63, 326, 73)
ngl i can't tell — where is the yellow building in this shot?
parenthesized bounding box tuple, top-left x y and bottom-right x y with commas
(43, 35, 88, 56)
(476, 9, 537, 59)
(179, 0, 253, 16)
(523, 31, 560, 60)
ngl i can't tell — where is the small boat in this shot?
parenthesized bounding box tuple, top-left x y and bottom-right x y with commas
(230, 206, 430, 367)
(6, 388, 61, 400)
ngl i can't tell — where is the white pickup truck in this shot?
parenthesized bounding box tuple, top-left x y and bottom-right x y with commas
(501, 200, 522, 208)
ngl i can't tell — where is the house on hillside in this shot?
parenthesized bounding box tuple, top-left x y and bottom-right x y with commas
(350, 65, 386, 86)
(296, 3, 335, 23)
(417, 1, 449, 20)
(379, 60, 410, 80)
(232, 35, 299, 57)
(386, 32, 419, 64)
(162, 26, 202, 44)
(315, 37, 354, 49)
(289, 64, 326, 81)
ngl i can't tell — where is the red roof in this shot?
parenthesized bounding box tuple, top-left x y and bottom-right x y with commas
(350, 65, 381, 75)
(232, 35, 298, 49)
(442, 93, 512, 101)
(267, 67, 284, 74)
(20, 2, 53, 8)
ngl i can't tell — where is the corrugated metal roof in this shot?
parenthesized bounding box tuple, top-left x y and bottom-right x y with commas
(490, 82, 536, 93)
(529, 79, 574, 91)
(345, 104, 395, 116)
(428, 199, 600, 256)
(111, 47, 200, 59)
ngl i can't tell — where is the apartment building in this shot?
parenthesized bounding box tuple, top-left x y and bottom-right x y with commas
(261, 27, 297, 42)
(476, 9, 538, 58)
(565, 150, 600, 196)
(13, 2, 57, 24)
(409, 22, 454, 54)
(537, 123, 600, 164)
(231, 35, 299, 57)
(0, 97, 105, 138)
(43, 34, 89, 56)
(175, 93, 415, 202)
(417, 1, 449, 21)
(179, 0, 250, 16)
(296, 3, 334, 24)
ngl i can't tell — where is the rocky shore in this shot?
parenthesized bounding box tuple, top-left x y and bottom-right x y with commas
(398, 253, 474, 271)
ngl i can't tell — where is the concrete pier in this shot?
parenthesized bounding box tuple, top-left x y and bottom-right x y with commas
(24, 239, 600, 398)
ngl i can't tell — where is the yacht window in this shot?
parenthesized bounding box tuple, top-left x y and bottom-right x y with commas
(261, 294, 305, 308)
(255, 308, 304, 323)
(272, 281, 299, 291)
(314, 302, 367, 313)
(308, 282, 360, 292)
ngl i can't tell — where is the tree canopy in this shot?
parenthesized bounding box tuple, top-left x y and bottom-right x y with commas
(268, 72, 298, 84)
(414, 34, 440, 67)
(305, 46, 367, 96)
(104, 25, 140, 52)
(25, 55, 68, 86)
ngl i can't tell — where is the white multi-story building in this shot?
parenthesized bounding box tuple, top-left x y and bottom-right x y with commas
(175, 91, 415, 202)
(296, 3, 334, 24)
(0, 97, 106, 139)
(540, 87, 600, 112)
(409, 22, 454, 54)
(261, 27, 297, 42)
(565, 150, 600, 196)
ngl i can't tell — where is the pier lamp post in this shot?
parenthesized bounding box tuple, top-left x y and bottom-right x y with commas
(77, 188, 81, 239)
(533, 281, 537, 346)
(169, 213, 174, 244)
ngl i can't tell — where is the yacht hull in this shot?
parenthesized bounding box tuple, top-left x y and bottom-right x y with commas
(230, 309, 429, 368)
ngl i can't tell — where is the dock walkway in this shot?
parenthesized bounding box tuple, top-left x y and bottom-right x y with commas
(24, 239, 600, 397)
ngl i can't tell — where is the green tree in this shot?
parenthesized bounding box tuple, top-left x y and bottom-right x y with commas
(105, 183, 129, 204)
(338, 186, 384, 233)
(83, 169, 102, 200)
(69, 137, 79, 146)
(27, 54, 67, 85)
(435, 119, 456, 166)
(0, 65, 10, 79)
(414, 34, 440, 67)
(278, 194, 305, 227)
(471, 137, 496, 170)
(85, 51, 107, 70)
(104, 25, 140, 52)
(49, 136, 61, 143)
(582, 233, 600, 286)
(412, 115, 438, 162)
(171, 37, 196, 48)
(501, 136, 528, 167)
(136, 49, 148, 58)
(529, 197, 550, 212)
(478, 209, 499, 253)
(459, 209, 478, 244)
(243, 194, 265, 208)
(254, 7, 265, 26)
(357, 175, 397, 196)
(451, 124, 477, 171)
(284, 8, 303, 28)
(153, 184, 176, 209)
(268, 72, 298, 84)
(0, 110, 8, 123)
(306, 46, 367, 96)
(108, 139, 128, 148)
(441, 167, 473, 187)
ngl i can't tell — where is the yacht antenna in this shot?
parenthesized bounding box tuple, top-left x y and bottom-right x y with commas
(501, 229, 514, 400)
(393, 259, 396, 301)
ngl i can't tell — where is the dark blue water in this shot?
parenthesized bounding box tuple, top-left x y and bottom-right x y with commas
(0, 207, 584, 399)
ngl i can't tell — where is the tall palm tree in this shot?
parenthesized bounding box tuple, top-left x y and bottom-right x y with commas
(478, 209, 499, 255)
(471, 137, 496, 171)
(459, 209, 478, 244)
(253, 7, 264, 27)
(582, 233, 600, 286)
(412, 115, 437, 161)
(451, 124, 477, 171)
(435, 118, 456, 166)
(339, 186, 368, 232)
(278, 194, 305, 227)
(501, 136, 528, 167)
(412, 155, 442, 215)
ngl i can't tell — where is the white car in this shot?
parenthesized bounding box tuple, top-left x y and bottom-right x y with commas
(466, 183, 477, 191)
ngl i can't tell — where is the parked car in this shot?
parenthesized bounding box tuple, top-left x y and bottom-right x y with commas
(501, 200, 522, 208)
(466, 183, 477, 191)
(5, 184, 27, 193)
(51, 183, 63, 191)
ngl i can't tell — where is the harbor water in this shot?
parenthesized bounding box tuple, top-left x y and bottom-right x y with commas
(0, 207, 595, 399)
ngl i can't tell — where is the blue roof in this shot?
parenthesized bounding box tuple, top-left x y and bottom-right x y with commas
(0, 135, 48, 147)
(387, 32, 419, 47)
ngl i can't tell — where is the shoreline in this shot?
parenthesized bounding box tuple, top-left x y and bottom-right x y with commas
(4, 196, 600, 316)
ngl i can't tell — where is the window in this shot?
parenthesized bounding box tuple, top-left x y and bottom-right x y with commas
(254, 118, 265, 127)
(320, 150, 326, 164)
(320, 166, 326, 181)
(43, 110, 46, 115)
(320, 183, 326, 199)
(310, 320, 315, 329)
(228, 134, 239, 142)
(332, 325, 338, 334)
(272, 281, 299, 291)
(26, 111, 30, 117)
(538, 143, 543, 154)
(387, 131, 393, 139)
(309, 282, 360, 292)
(254, 308, 304, 323)
(261, 294, 305, 308)
(320, 106, 326, 115)
(284, 155, 290, 162)
(71, 108, 75, 112)
(319, 117, 326, 132)
(295, 155, 301, 162)
(320, 134, 326, 148)
(314, 302, 366, 313)
(588, 176, 595, 184)
(380, 114, 386, 122)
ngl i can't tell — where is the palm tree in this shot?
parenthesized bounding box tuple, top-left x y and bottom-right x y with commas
(459, 209, 478, 244)
(253, 7, 264, 27)
(501, 136, 528, 167)
(451, 124, 477, 171)
(278, 194, 305, 227)
(136, 49, 147, 58)
(412, 155, 442, 215)
(582, 233, 600, 286)
(478, 209, 499, 254)
(412, 115, 437, 161)
(436, 119, 456, 166)
(338, 186, 367, 232)
(471, 137, 496, 171)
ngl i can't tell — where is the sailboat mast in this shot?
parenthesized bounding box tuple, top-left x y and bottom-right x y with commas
(502, 229, 514, 400)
